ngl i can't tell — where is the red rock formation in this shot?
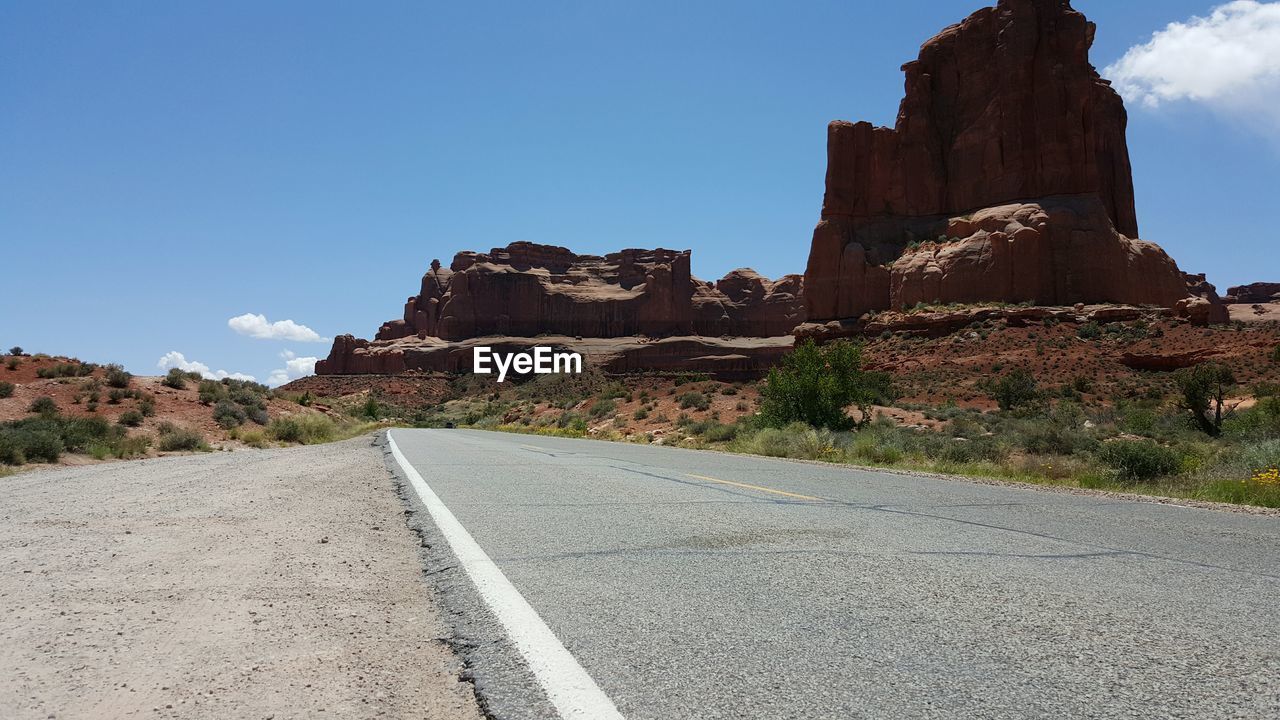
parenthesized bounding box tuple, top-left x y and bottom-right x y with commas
(1178, 273, 1230, 325)
(804, 0, 1191, 325)
(319, 242, 805, 376)
(890, 198, 1188, 309)
(371, 242, 803, 343)
(1225, 283, 1280, 304)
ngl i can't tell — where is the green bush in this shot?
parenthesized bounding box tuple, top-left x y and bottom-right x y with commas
(0, 381, 13, 398)
(1077, 322, 1102, 340)
(1240, 440, 1280, 474)
(633, 406, 650, 421)
(198, 380, 224, 405)
(118, 410, 144, 427)
(1271, 345, 1280, 364)
(37, 362, 94, 379)
(212, 399, 247, 429)
(161, 368, 193, 389)
(758, 339, 891, 431)
(28, 396, 58, 416)
(987, 369, 1039, 412)
(589, 397, 617, 418)
(21, 429, 63, 463)
(1097, 440, 1180, 482)
(138, 395, 156, 417)
(104, 363, 132, 388)
(676, 391, 710, 411)
(156, 423, 207, 451)
(267, 414, 335, 444)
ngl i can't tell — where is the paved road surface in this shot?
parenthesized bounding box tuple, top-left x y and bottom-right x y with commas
(390, 428, 1280, 720)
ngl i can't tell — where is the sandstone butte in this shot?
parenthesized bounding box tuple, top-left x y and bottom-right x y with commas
(799, 0, 1217, 340)
(315, 242, 805, 377)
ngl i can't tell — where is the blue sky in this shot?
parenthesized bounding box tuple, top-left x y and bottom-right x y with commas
(3, 0, 1277, 383)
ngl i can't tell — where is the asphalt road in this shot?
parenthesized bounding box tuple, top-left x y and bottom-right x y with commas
(388, 428, 1280, 719)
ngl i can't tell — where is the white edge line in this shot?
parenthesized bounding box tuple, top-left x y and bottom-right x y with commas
(386, 430, 625, 720)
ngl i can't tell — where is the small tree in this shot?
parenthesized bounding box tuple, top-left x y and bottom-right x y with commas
(989, 368, 1039, 411)
(758, 339, 892, 431)
(1175, 363, 1235, 437)
(8, 346, 23, 356)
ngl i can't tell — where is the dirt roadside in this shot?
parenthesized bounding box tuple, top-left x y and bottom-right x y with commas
(0, 435, 484, 720)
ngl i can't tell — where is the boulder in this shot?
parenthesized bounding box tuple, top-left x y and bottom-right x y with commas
(889, 198, 1188, 309)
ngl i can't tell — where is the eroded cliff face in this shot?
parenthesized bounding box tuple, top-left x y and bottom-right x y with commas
(315, 242, 805, 376)
(804, 0, 1192, 324)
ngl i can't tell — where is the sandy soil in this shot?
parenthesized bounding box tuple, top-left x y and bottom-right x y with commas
(0, 435, 483, 720)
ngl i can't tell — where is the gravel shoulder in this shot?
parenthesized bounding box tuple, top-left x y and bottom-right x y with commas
(0, 435, 483, 720)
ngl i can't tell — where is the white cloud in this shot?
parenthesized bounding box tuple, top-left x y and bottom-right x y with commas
(266, 350, 318, 387)
(157, 351, 256, 382)
(1104, 1, 1280, 138)
(228, 313, 328, 343)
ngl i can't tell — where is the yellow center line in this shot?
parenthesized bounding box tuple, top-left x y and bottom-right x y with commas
(686, 473, 826, 502)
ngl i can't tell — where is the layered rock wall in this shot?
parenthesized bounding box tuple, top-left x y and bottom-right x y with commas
(317, 242, 805, 376)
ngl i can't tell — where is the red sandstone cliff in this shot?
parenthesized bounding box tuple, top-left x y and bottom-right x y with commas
(804, 0, 1193, 325)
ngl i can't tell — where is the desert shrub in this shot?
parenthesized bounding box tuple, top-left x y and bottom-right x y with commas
(37, 362, 93, 379)
(1223, 396, 1280, 441)
(758, 339, 891, 431)
(1175, 363, 1235, 437)
(677, 392, 710, 411)
(28, 396, 58, 416)
(104, 364, 132, 388)
(1239, 440, 1280, 475)
(987, 368, 1039, 412)
(1271, 345, 1280, 364)
(5, 358, 17, 370)
(296, 391, 315, 407)
(21, 429, 63, 463)
(356, 395, 380, 419)
(107, 388, 131, 404)
(118, 410, 144, 427)
(138, 395, 156, 417)
(156, 423, 206, 451)
(197, 380, 224, 405)
(702, 421, 741, 443)
(267, 414, 335, 444)
(1077, 322, 1102, 340)
(589, 397, 617, 418)
(212, 399, 247, 429)
(1015, 412, 1097, 455)
(238, 429, 270, 448)
(633, 406, 650, 421)
(115, 435, 151, 458)
(1097, 440, 1179, 482)
(0, 381, 13, 398)
(161, 368, 192, 389)
(739, 422, 838, 460)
